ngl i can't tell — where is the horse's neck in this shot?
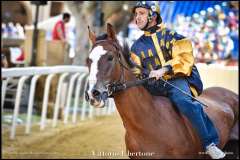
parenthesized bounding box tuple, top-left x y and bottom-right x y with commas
(112, 71, 202, 155)
(113, 71, 160, 128)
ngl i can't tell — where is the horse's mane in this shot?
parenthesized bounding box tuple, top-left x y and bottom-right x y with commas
(122, 41, 134, 68)
(95, 33, 134, 69)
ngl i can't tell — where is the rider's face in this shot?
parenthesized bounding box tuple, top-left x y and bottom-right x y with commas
(134, 7, 149, 29)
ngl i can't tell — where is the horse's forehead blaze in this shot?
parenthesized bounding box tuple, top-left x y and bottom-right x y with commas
(88, 46, 107, 90)
(89, 45, 107, 62)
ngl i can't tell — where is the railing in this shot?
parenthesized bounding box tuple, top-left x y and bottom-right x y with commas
(2, 65, 116, 140)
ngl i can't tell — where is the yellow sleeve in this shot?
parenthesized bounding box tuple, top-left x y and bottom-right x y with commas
(130, 52, 142, 75)
(166, 38, 194, 76)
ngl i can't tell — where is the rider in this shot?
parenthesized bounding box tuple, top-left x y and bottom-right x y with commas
(130, 1, 225, 159)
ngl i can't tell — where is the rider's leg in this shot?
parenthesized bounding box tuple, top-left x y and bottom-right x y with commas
(166, 77, 219, 149)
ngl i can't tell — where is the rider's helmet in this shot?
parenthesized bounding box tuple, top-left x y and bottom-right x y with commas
(132, 1, 162, 24)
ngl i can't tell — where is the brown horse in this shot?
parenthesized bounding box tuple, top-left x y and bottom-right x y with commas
(85, 23, 239, 159)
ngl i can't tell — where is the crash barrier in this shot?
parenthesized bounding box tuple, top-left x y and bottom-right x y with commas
(2, 65, 116, 139)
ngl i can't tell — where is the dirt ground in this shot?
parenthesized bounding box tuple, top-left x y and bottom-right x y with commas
(2, 113, 129, 159)
(2, 112, 238, 159)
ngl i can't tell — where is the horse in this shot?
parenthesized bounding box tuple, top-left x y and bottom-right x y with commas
(85, 23, 239, 159)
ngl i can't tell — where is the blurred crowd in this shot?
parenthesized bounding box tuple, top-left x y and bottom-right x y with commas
(2, 22, 25, 39)
(124, 4, 239, 66)
(173, 5, 239, 65)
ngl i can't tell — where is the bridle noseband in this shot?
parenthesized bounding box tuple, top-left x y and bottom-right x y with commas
(90, 39, 150, 99)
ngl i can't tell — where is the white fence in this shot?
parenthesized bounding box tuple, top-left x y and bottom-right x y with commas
(2, 65, 116, 140)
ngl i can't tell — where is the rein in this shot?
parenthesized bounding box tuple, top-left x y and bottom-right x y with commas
(92, 39, 149, 97)
(94, 41, 145, 95)
(91, 39, 208, 107)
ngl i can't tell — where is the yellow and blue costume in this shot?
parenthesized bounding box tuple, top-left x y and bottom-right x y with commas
(130, 24, 220, 150)
(130, 24, 203, 96)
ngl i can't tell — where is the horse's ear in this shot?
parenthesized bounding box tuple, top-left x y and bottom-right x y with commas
(88, 26, 96, 44)
(107, 23, 117, 41)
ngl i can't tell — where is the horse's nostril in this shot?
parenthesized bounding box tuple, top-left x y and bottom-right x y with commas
(90, 99, 95, 105)
(92, 89, 100, 97)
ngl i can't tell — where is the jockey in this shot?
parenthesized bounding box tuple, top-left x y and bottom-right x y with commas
(130, 1, 225, 159)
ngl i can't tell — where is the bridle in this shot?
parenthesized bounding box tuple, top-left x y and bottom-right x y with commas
(89, 39, 153, 100)
(86, 39, 209, 108)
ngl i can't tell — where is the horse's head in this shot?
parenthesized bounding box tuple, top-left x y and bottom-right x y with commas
(85, 23, 126, 108)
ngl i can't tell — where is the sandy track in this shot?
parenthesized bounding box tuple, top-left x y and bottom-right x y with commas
(2, 113, 129, 159)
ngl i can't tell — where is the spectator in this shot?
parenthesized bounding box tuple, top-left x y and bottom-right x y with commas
(52, 13, 71, 42)
(52, 13, 72, 64)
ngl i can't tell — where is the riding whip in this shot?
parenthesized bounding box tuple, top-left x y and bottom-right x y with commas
(131, 64, 209, 107)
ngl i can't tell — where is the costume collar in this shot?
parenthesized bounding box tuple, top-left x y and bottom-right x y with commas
(144, 23, 165, 36)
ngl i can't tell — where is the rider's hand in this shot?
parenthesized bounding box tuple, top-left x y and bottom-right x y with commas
(131, 67, 141, 75)
(149, 67, 168, 80)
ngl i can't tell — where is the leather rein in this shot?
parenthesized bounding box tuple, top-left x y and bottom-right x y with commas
(92, 39, 152, 99)
(90, 39, 208, 108)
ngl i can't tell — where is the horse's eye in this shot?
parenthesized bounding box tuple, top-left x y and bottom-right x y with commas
(107, 55, 113, 61)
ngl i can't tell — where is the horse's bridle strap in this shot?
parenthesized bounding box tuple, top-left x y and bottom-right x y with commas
(93, 39, 151, 96)
(106, 77, 156, 96)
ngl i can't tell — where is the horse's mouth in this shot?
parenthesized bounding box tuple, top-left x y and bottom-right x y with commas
(90, 99, 105, 108)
